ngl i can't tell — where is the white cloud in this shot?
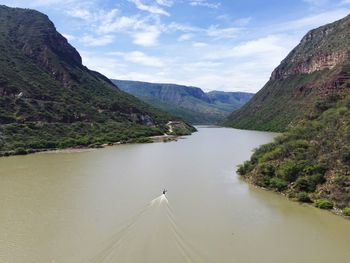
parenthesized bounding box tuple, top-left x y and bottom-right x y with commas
(206, 25, 241, 39)
(269, 9, 350, 32)
(129, 0, 170, 16)
(193, 42, 208, 48)
(177, 34, 193, 41)
(62, 33, 76, 41)
(81, 51, 127, 79)
(66, 8, 92, 20)
(81, 35, 114, 46)
(111, 51, 165, 67)
(189, 0, 221, 9)
(155, 0, 174, 7)
(132, 26, 162, 46)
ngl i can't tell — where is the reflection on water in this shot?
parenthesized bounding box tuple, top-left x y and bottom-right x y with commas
(0, 127, 349, 263)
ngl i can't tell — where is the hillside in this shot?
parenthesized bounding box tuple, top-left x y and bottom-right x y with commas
(0, 5, 194, 156)
(235, 15, 350, 216)
(237, 92, 350, 215)
(112, 79, 254, 124)
(224, 14, 350, 132)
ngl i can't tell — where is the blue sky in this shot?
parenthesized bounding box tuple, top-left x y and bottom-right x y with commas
(1, 0, 350, 92)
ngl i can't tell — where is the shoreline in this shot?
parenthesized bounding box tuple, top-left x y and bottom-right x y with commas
(242, 176, 350, 220)
(0, 134, 183, 157)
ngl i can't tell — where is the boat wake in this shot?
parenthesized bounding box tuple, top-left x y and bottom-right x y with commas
(87, 194, 204, 263)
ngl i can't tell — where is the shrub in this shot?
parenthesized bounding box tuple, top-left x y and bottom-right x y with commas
(297, 192, 312, 203)
(269, 177, 288, 191)
(237, 161, 254, 176)
(315, 199, 333, 209)
(295, 177, 311, 192)
(343, 207, 350, 216)
(277, 160, 305, 182)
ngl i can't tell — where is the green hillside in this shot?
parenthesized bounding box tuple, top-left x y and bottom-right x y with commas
(235, 14, 350, 215)
(224, 14, 350, 132)
(238, 91, 350, 215)
(0, 5, 194, 156)
(113, 80, 254, 124)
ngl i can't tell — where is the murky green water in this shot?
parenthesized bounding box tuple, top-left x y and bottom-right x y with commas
(0, 127, 349, 263)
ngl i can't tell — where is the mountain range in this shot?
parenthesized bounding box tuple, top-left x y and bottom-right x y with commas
(0, 5, 194, 155)
(113, 80, 254, 124)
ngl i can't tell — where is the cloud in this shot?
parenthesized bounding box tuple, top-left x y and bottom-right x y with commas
(189, 0, 221, 9)
(268, 9, 350, 33)
(206, 25, 241, 39)
(132, 26, 162, 46)
(155, 0, 174, 7)
(111, 51, 165, 67)
(62, 33, 76, 41)
(177, 34, 193, 41)
(129, 0, 170, 16)
(81, 51, 127, 79)
(81, 35, 114, 46)
(66, 8, 92, 20)
(192, 42, 208, 48)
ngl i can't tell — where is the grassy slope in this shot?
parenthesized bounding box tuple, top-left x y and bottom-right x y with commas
(0, 6, 194, 155)
(113, 80, 253, 124)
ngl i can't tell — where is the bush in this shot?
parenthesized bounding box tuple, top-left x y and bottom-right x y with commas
(237, 161, 254, 176)
(343, 207, 350, 216)
(269, 177, 288, 191)
(277, 160, 305, 182)
(315, 199, 333, 209)
(295, 177, 311, 192)
(297, 192, 312, 203)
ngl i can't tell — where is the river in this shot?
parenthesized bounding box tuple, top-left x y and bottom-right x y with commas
(0, 127, 349, 263)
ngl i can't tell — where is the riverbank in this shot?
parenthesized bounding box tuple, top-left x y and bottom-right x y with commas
(0, 133, 185, 157)
(241, 176, 350, 219)
(0, 120, 196, 157)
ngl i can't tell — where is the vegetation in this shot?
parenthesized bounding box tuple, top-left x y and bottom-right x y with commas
(315, 199, 333, 210)
(0, 6, 194, 156)
(113, 80, 254, 124)
(343, 208, 350, 216)
(237, 93, 350, 214)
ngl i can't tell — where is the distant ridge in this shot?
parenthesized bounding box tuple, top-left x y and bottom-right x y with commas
(112, 79, 254, 124)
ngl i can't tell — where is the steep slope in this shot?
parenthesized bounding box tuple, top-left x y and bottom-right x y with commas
(0, 5, 194, 155)
(224, 14, 350, 132)
(112, 80, 254, 124)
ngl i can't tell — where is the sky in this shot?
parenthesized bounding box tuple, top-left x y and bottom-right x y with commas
(1, 0, 350, 92)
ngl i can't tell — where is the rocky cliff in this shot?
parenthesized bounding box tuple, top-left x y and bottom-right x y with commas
(224, 14, 350, 131)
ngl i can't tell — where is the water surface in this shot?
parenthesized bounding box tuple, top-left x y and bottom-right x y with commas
(1, 127, 349, 263)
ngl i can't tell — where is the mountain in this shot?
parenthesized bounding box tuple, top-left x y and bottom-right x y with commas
(112, 80, 254, 124)
(235, 15, 350, 216)
(224, 14, 350, 132)
(0, 5, 194, 156)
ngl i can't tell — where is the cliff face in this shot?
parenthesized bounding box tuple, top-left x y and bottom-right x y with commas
(0, 5, 194, 155)
(224, 14, 350, 131)
(113, 80, 254, 124)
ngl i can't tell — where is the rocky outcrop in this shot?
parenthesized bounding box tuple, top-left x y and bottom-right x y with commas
(271, 51, 349, 80)
(224, 14, 350, 132)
